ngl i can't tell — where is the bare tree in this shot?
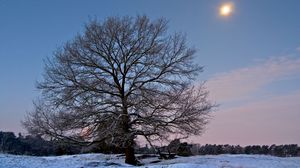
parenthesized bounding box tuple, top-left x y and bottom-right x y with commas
(23, 16, 214, 165)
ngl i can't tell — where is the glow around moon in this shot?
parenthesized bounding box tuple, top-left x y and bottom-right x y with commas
(220, 3, 234, 16)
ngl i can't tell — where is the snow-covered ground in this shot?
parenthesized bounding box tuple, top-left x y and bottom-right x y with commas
(0, 153, 299, 168)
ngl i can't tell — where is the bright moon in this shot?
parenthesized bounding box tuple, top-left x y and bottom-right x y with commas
(220, 3, 233, 16)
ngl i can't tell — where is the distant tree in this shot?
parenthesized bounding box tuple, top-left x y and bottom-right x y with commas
(200, 144, 218, 155)
(234, 145, 244, 154)
(279, 144, 298, 157)
(251, 145, 261, 154)
(23, 15, 214, 165)
(0, 132, 17, 153)
(216, 145, 224, 154)
(261, 145, 269, 155)
(177, 142, 192, 156)
(167, 139, 181, 153)
(244, 145, 252, 154)
(274, 145, 284, 157)
(190, 144, 200, 155)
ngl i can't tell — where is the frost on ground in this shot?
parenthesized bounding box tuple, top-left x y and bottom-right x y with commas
(0, 154, 299, 168)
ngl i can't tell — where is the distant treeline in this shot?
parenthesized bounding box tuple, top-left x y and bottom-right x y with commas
(195, 144, 299, 157)
(1, 132, 299, 157)
(138, 139, 300, 157)
(0, 131, 122, 156)
(0, 131, 81, 155)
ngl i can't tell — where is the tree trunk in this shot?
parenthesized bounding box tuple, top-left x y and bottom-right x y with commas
(125, 145, 137, 165)
(121, 98, 138, 165)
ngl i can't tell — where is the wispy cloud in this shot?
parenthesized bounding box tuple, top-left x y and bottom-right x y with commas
(195, 52, 300, 145)
(197, 90, 300, 145)
(207, 56, 300, 103)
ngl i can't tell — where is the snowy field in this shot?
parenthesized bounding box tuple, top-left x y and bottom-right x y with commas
(0, 153, 300, 168)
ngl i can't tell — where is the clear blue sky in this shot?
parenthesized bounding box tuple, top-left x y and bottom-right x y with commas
(1, 0, 300, 145)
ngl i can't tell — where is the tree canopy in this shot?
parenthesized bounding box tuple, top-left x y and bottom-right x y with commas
(23, 15, 214, 165)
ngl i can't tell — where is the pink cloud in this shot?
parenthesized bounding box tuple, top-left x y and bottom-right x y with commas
(190, 55, 300, 145)
(206, 56, 300, 103)
(194, 91, 300, 145)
